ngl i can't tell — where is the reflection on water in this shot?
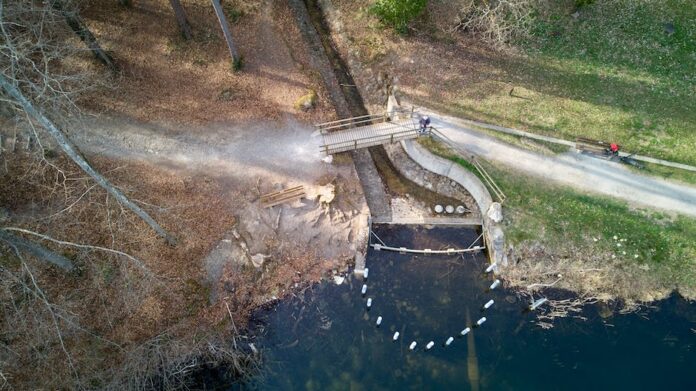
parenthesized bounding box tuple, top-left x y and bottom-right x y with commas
(248, 225, 696, 390)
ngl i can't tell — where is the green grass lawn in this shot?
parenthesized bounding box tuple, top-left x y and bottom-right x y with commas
(445, 0, 696, 165)
(423, 139, 696, 295)
(494, 159, 696, 296)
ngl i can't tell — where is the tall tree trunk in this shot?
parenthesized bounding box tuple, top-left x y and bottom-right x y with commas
(169, 0, 193, 40)
(51, 0, 118, 72)
(210, 0, 241, 70)
(0, 76, 177, 245)
(0, 230, 74, 272)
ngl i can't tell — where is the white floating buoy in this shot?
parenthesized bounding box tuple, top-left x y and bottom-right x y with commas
(409, 341, 417, 350)
(366, 298, 372, 308)
(426, 341, 435, 350)
(529, 298, 548, 311)
(490, 279, 501, 290)
(445, 337, 454, 346)
(376, 316, 382, 326)
(393, 332, 400, 341)
(445, 205, 455, 214)
(485, 263, 497, 273)
(460, 327, 471, 336)
(456, 205, 466, 214)
(364, 268, 369, 279)
(434, 205, 444, 213)
(361, 284, 367, 295)
(476, 317, 487, 326)
(484, 299, 494, 309)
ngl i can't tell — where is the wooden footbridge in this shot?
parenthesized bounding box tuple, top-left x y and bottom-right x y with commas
(316, 113, 423, 155)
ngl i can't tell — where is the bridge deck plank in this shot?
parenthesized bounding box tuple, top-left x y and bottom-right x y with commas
(321, 119, 420, 155)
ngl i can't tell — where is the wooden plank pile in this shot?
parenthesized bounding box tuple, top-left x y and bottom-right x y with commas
(260, 185, 306, 208)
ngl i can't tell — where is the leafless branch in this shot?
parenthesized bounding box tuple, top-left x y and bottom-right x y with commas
(526, 277, 562, 290)
(2, 227, 152, 274)
(450, 0, 537, 48)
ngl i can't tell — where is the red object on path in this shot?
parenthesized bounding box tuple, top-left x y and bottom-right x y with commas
(610, 143, 619, 153)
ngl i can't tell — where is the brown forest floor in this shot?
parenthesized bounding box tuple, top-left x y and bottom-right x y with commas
(1, 0, 364, 387)
(80, 0, 335, 126)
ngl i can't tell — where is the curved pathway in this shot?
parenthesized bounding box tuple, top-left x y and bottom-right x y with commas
(415, 107, 696, 218)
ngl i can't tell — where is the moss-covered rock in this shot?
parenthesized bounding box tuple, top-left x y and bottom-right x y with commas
(294, 89, 317, 111)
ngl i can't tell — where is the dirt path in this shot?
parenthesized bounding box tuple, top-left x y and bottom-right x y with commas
(415, 106, 696, 217)
(71, 115, 329, 185)
(68, 115, 368, 295)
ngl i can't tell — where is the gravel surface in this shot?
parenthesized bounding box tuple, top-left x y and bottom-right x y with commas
(416, 106, 696, 217)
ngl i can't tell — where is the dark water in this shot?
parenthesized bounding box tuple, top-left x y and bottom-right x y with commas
(246, 226, 696, 390)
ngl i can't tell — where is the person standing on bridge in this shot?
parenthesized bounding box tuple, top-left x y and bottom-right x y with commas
(419, 115, 431, 134)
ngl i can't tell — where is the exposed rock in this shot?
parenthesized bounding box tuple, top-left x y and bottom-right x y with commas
(491, 226, 508, 267)
(308, 184, 335, 205)
(251, 253, 269, 268)
(487, 202, 503, 223)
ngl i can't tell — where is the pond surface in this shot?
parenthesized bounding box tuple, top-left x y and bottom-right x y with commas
(247, 225, 695, 390)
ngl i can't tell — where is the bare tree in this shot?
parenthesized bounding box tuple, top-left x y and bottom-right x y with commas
(0, 2, 251, 388)
(450, 0, 537, 48)
(170, 0, 193, 40)
(0, 76, 177, 245)
(51, 0, 117, 71)
(211, 0, 242, 70)
(1, 1, 176, 244)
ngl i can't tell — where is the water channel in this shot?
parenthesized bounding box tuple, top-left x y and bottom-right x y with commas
(245, 225, 695, 390)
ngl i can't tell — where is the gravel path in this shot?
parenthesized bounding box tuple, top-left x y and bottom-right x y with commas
(416, 107, 696, 217)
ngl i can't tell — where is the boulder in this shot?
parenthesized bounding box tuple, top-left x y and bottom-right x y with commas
(487, 202, 503, 223)
(250, 253, 269, 268)
(294, 89, 317, 112)
(490, 226, 508, 267)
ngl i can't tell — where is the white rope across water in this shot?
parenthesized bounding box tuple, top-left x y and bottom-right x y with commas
(369, 230, 486, 255)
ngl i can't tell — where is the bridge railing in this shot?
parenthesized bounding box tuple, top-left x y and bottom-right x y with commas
(321, 124, 421, 155)
(429, 127, 507, 203)
(315, 113, 388, 134)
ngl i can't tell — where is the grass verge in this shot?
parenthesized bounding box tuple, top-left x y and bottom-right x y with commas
(422, 139, 696, 299)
